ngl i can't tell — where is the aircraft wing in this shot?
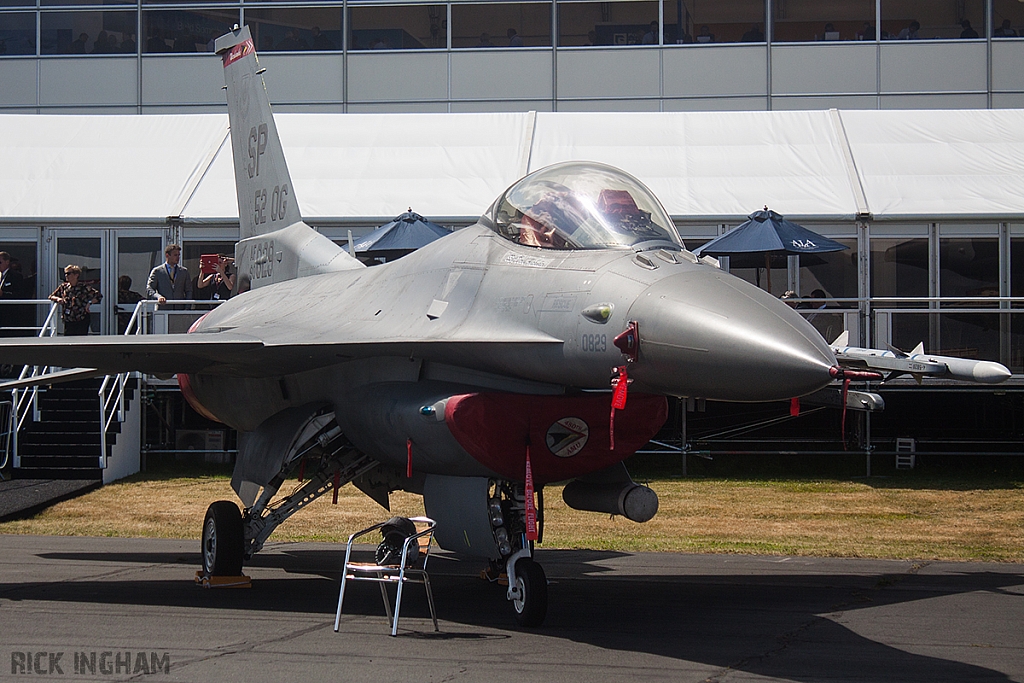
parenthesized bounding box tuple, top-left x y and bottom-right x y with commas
(0, 331, 564, 379)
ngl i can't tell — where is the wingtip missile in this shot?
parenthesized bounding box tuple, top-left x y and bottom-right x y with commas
(831, 332, 1011, 385)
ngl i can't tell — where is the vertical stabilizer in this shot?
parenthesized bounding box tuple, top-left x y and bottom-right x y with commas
(214, 26, 363, 290)
(215, 26, 302, 240)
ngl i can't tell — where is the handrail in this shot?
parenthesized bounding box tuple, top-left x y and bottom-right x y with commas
(97, 299, 225, 468)
(9, 303, 60, 468)
(0, 399, 11, 476)
(98, 299, 148, 469)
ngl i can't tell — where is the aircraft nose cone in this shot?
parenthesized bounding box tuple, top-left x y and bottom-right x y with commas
(627, 269, 837, 401)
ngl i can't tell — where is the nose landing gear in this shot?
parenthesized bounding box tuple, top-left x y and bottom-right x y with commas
(508, 552, 548, 627)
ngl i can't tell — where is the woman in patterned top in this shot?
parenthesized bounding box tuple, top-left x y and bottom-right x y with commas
(49, 264, 102, 336)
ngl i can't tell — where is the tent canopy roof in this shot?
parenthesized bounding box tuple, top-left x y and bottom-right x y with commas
(2, 109, 1024, 226)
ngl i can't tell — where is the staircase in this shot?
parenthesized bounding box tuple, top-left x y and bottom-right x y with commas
(12, 378, 136, 480)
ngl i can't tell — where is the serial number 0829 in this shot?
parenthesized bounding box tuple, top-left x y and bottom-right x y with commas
(580, 333, 607, 353)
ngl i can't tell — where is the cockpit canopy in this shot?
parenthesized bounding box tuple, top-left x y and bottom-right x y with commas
(482, 161, 683, 250)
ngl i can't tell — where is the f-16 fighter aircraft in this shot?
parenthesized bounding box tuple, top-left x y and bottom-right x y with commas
(0, 26, 1005, 627)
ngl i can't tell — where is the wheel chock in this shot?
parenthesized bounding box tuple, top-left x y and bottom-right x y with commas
(195, 571, 252, 588)
(478, 567, 509, 586)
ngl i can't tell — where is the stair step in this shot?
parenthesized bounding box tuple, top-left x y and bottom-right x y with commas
(19, 433, 102, 445)
(11, 468, 101, 481)
(13, 376, 130, 480)
(19, 454, 101, 467)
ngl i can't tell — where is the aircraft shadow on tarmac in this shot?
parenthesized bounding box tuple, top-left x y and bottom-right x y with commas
(9, 546, 1021, 681)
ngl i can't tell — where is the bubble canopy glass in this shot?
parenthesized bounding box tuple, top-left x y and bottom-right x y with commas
(482, 162, 682, 250)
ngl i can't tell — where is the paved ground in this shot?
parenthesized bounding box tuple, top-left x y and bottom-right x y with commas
(0, 534, 1022, 682)
(0, 479, 99, 522)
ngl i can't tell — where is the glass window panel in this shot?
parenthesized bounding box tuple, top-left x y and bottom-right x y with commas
(247, 9, 343, 51)
(41, 0, 133, 6)
(451, 3, 551, 48)
(939, 238, 998, 299)
(556, 1, 657, 47)
(934, 237, 1000, 362)
(0, 0, 34, 8)
(799, 239, 858, 300)
(142, 9, 238, 53)
(0, 13, 36, 55)
(350, 5, 445, 50)
(666, 0, 763, 44)
(1012, 238, 1024, 299)
(992, 0, 1023, 37)
(0, 242, 39, 339)
(1009, 235, 1024, 371)
(41, 11, 137, 55)
(870, 237, 928, 298)
(771, 0, 873, 43)
(881, 0, 984, 40)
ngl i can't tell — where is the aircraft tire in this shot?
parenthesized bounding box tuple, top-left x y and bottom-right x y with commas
(511, 558, 548, 627)
(202, 501, 244, 576)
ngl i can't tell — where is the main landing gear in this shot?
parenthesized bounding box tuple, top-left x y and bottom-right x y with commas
(200, 424, 378, 579)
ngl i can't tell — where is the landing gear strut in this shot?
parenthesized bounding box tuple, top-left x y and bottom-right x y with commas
(200, 417, 379, 577)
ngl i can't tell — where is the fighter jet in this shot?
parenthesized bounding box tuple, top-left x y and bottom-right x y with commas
(0, 26, 865, 627)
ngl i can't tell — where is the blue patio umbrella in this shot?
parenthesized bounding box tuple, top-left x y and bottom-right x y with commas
(353, 210, 450, 258)
(694, 208, 848, 291)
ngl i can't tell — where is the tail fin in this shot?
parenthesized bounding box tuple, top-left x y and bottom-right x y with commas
(216, 26, 301, 239)
(214, 26, 362, 290)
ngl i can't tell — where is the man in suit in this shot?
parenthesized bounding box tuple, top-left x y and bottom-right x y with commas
(0, 251, 25, 335)
(147, 243, 192, 308)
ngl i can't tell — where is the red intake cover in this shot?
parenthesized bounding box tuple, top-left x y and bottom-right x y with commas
(445, 393, 668, 484)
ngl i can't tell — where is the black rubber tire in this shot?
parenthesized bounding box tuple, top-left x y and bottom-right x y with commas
(511, 558, 548, 627)
(201, 501, 244, 576)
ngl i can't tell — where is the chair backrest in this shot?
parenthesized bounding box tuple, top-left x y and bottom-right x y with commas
(401, 516, 436, 570)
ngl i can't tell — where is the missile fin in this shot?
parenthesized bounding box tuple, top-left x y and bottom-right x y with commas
(910, 341, 925, 356)
(831, 330, 849, 347)
(886, 342, 908, 358)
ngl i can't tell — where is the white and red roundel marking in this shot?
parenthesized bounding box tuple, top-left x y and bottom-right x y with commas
(222, 39, 254, 67)
(546, 417, 589, 458)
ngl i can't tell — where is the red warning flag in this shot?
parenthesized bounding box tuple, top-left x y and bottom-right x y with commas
(610, 365, 629, 450)
(524, 445, 538, 541)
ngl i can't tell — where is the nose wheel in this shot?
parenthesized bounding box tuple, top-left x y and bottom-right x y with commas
(202, 501, 244, 576)
(508, 556, 548, 627)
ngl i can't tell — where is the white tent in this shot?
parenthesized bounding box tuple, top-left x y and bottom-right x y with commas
(2, 109, 1024, 227)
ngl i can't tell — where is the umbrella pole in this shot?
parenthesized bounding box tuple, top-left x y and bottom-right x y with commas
(765, 252, 772, 293)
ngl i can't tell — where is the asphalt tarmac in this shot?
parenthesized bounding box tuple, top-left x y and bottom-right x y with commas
(0, 534, 1022, 682)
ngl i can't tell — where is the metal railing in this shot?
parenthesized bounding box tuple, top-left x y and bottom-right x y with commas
(97, 299, 224, 468)
(9, 302, 60, 468)
(2, 298, 223, 471)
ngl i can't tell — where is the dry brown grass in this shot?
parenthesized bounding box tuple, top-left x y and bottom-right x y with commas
(2, 474, 1022, 562)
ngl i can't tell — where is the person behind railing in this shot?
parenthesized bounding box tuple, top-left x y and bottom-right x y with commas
(196, 256, 235, 302)
(0, 251, 24, 337)
(49, 264, 101, 336)
(146, 243, 192, 310)
(116, 275, 144, 334)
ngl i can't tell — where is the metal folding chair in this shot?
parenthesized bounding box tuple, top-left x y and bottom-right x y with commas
(333, 516, 438, 636)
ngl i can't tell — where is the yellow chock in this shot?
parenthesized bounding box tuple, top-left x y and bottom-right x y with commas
(195, 571, 252, 588)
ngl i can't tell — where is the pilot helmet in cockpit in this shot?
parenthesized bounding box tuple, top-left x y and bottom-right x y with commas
(482, 161, 681, 251)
